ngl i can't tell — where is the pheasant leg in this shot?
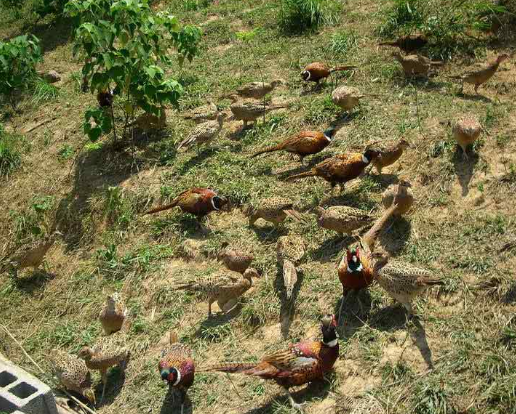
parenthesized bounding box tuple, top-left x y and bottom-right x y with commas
(100, 369, 108, 404)
(285, 388, 305, 413)
(222, 298, 238, 313)
(338, 290, 351, 324)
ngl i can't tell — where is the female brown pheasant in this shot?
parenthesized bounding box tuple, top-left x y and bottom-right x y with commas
(99, 293, 127, 335)
(301, 62, 356, 84)
(251, 127, 336, 163)
(217, 242, 254, 274)
(159, 332, 195, 414)
(370, 139, 410, 174)
(448, 54, 509, 94)
(144, 188, 227, 220)
(201, 315, 339, 412)
(287, 149, 379, 191)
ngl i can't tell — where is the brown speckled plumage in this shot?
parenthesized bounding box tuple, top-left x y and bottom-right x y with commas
(176, 268, 260, 316)
(277, 235, 305, 299)
(202, 316, 339, 412)
(453, 116, 482, 158)
(375, 258, 444, 315)
(370, 139, 410, 174)
(218, 243, 254, 274)
(244, 197, 303, 227)
(49, 350, 96, 405)
(448, 54, 509, 94)
(99, 293, 127, 335)
(315, 206, 374, 236)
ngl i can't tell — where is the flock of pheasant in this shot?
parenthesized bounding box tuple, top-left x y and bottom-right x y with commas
(0, 29, 511, 414)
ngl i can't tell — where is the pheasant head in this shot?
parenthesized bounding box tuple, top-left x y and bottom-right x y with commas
(345, 248, 363, 273)
(159, 364, 181, 386)
(321, 314, 338, 346)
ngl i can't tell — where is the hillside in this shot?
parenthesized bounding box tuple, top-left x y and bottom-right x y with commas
(1, 0, 516, 413)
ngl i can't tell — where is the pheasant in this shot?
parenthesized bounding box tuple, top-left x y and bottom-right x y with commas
(382, 181, 414, 216)
(301, 62, 356, 84)
(331, 86, 364, 111)
(183, 101, 218, 124)
(144, 188, 227, 220)
(373, 253, 444, 316)
(277, 235, 305, 299)
(217, 242, 254, 274)
(452, 116, 482, 159)
(251, 127, 336, 162)
(1, 230, 61, 276)
(314, 206, 374, 237)
(128, 109, 167, 132)
(49, 350, 96, 405)
(243, 197, 304, 227)
(99, 293, 127, 335)
(229, 95, 286, 128)
(175, 268, 260, 316)
(201, 315, 339, 412)
(177, 112, 227, 150)
(287, 149, 379, 191)
(158, 332, 195, 414)
(78, 335, 130, 403)
(97, 89, 114, 108)
(337, 201, 400, 321)
(235, 79, 283, 99)
(369, 139, 410, 174)
(392, 52, 444, 77)
(448, 54, 509, 94)
(379, 34, 428, 54)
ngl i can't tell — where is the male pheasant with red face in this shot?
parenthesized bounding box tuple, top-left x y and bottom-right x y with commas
(337, 202, 400, 321)
(251, 127, 336, 163)
(201, 315, 339, 412)
(158, 332, 195, 414)
(144, 188, 227, 220)
(287, 149, 379, 192)
(301, 62, 356, 84)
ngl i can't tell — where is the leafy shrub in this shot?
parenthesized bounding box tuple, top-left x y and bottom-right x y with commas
(0, 123, 21, 176)
(279, 0, 341, 33)
(0, 35, 42, 107)
(65, 0, 202, 142)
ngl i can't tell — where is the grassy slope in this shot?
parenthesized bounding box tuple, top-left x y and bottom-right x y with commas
(1, 0, 516, 413)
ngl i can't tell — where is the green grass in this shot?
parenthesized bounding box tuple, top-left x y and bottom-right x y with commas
(0, 123, 21, 176)
(0, 0, 515, 413)
(279, 0, 341, 33)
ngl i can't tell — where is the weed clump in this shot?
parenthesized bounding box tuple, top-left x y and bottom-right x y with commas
(279, 0, 341, 33)
(0, 123, 22, 177)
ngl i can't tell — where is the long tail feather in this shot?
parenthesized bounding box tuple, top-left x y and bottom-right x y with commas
(144, 199, 179, 215)
(177, 137, 193, 150)
(422, 278, 445, 286)
(283, 259, 297, 300)
(198, 362, 256, 373)
(361, 202, 398, 250)
(286, 169, 317, 181)
(284, 209, 304, 222)
(251, 145, 281, 158)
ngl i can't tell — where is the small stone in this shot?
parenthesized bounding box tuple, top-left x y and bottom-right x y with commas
(44, 70, 61, 83)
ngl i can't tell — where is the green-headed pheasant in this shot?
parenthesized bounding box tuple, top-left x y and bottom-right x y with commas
(144, 188, 227, 220)
(201, 315, 339, 412)
(301, 62, 356, 84)
(159, 332, 195, 414)
(287, 150, 379, 191)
